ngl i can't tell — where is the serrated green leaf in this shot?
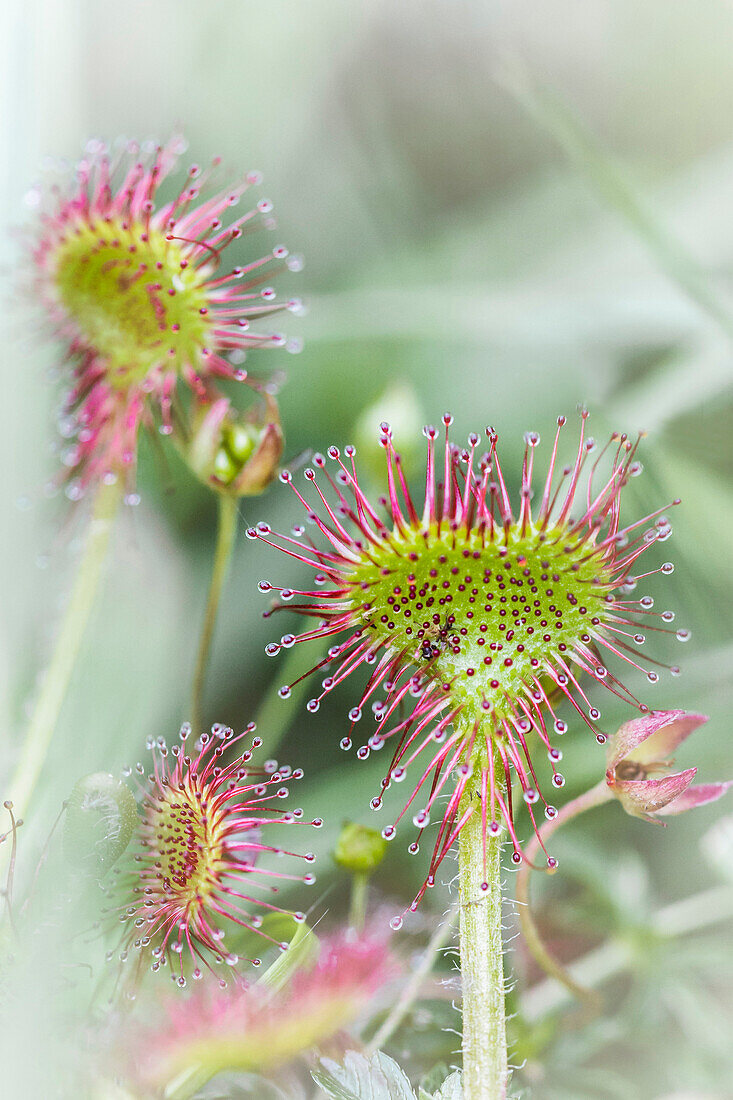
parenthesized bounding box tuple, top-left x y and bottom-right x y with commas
(418, 1064, 449, 1096)
(311, 1069, 361, 1100)
(431, 1072, 463, 1100)
(313, 1051, 416, 1100)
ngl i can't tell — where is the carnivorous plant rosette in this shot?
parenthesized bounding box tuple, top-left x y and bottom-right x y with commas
(111, 722, 319, 987)
(249, 412, 689, 908)
(27, 135, 301, 495)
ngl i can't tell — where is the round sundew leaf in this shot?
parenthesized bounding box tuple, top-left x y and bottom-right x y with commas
(255, 416, 674, 887)
(30, 137, 295, 491)
(53, 222, 209, 387)
(349, 521, 613, 726)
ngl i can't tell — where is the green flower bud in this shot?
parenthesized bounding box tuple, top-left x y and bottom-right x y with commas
(180, 394, 284, 497)
(333, 821, 387, 875)
(63, 772, 138, 875)
(226, 421, 258, 465)
(212, 444, 241, 484)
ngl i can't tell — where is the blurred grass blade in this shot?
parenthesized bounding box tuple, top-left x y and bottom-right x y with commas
(257, 915, 318, 993)
(610, 339, 732, 432)
(502, 66, 733, 340)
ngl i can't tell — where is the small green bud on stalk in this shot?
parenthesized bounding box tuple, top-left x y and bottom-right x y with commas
(181, 394, 284, 497)
(333, 821, 388, 875)
(334, 821, 387, 932)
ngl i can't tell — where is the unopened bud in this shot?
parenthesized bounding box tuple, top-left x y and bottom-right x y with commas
(333, 821, 387, 875)
(181, 394, 284, 497)
(64, 772, 138, 874)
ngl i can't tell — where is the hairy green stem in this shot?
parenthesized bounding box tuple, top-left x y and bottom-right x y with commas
(190, 494, 239, 734)
(515, 779, 611, 1008)
(459, 787, 508, 1099)
(3, 480, 121, 833)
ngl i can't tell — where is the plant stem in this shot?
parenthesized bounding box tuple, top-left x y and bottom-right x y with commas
(3, 479, 121, 832)
(348, 872, 368, 932)
(458, 786, 508, 1100)
(514, 779, 611, 1008)
(164, 1063, 211, 1100)
(190, 493, 239, 734)
(366, 900, 459, 1056)
(523, 883, 733, 1022)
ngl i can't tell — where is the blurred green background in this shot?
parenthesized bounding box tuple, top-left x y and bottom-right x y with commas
(3, 2, 733, 1096)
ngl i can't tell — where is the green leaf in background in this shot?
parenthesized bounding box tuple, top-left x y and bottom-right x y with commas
(314, 1053, 463, 1100)
(257, 914, 318, 993)
(417, 1064, 451, 1097)
(190, 1072, 294, 1099)
(418, 1069, 463, 1100)
(224, 911, 318, 985)
(313, 1051, 417, 1100)
(63, 771, 138, 875)
(312, 1072, 362, 1100)
(429, 1073, 463, 1100)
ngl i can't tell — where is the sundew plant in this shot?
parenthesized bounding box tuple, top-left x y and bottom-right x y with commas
(4, 7, 733, 1099)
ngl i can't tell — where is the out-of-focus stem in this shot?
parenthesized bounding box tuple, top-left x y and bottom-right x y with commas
(506, 73, 733, 340)
(163, 1063, 211, 1100)
(515, 779, 612, 1007)
(2, 479, 121, 839)
(190, 493, 239, 734)
(348, 872, 368, 932)
(524, 883, 733, 1021)
(366, 901, 459, 1056)
(252, 636, 328, 758)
